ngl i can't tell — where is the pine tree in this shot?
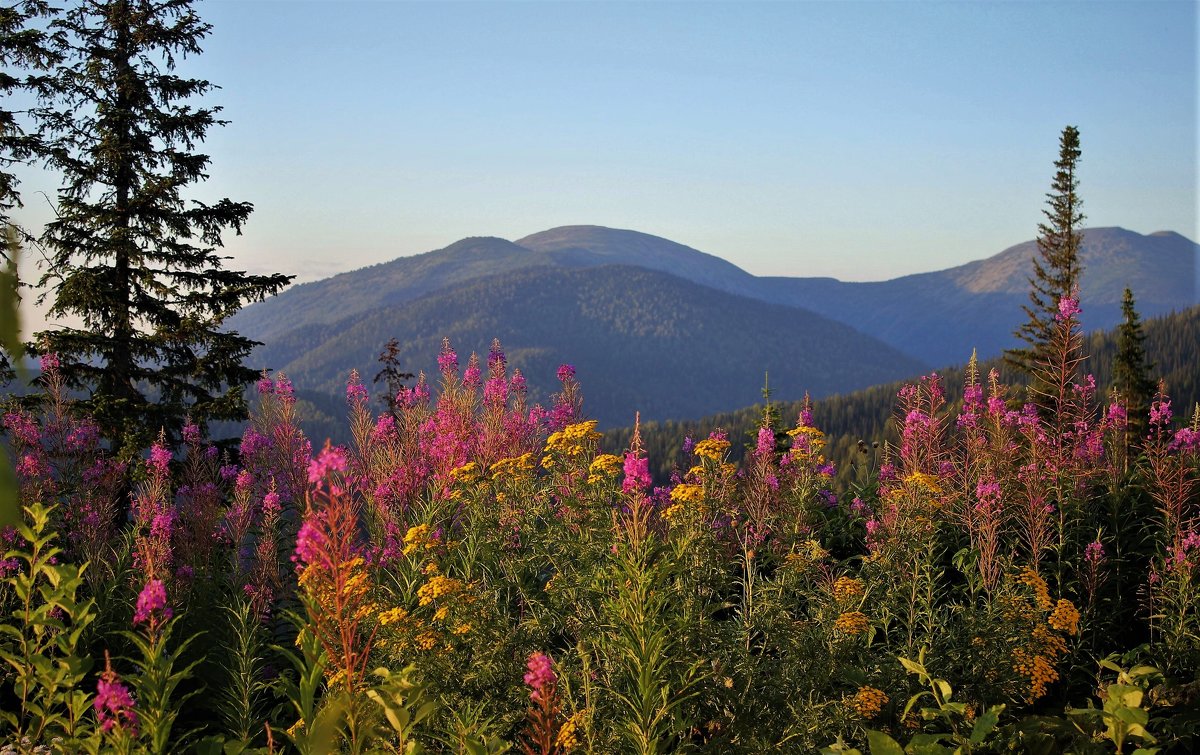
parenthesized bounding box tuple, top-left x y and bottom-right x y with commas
(1113, 287, 1155, 442)
(1007, 125, 1085, 386)
(33, 0, 291, 457)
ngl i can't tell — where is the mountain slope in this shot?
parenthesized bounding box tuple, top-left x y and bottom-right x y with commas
(252, 264, 928, 428)
(754, 227, 1197, 365)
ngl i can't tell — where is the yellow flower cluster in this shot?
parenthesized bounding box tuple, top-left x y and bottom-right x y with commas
(556, 710, 587, 751)
(491, 453, 536, 481)
(849, 686, 889, 718)
(693, 437, 731, 461)
(669, 483, 704, 504)
(835, 611, 869, 635)
(1012, 647, 1059, 702)
(417, 575, 465, 606)
(1049, 599, 1080, 636)
(544, 421, 602, 460)
(833, 576, 866, 603)
(661, 503, 683, 522)
(450, 461, 481, 484)
(1017, 568, 1052, 610)
(378, 607, 410, 626)
(587, 454, 623, 484)
(403, 523, 430, 557)
(902, 471, 942, 495)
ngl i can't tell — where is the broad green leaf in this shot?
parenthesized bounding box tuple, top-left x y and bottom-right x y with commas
(866, 729, 906, 755)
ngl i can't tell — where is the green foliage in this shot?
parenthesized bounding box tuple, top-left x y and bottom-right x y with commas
(366, 666, 439, 754)
(0, 503, 98, 748)
(1066, 659, 1161, 754)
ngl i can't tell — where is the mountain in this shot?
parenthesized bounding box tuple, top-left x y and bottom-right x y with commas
(252, 264, 928, 429)
(230, 224, 1196, 432)
(754, 227, 1197, 365)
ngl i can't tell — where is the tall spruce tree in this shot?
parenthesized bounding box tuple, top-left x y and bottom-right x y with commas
(1006, 125, 1085, 385)
(1, 0, 60, 232)
(33, 0, 291, 457)
(1113, 286, 1156, 442)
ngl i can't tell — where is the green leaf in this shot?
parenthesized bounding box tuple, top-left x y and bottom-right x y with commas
(899, 656, 928, 678)
(866, 730, 906, 755)
(969, 704, 1003, 744)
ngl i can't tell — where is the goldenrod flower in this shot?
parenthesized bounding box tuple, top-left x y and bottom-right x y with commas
(669, 483, 704, 504)
(902, 471, 942, 495)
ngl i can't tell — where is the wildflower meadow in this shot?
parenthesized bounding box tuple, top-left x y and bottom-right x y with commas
(2, 308, 1198, 753)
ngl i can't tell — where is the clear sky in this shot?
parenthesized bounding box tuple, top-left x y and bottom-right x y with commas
(11, 0, 1198, 292)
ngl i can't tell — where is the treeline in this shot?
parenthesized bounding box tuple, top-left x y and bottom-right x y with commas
(606, 304, 1200, 483)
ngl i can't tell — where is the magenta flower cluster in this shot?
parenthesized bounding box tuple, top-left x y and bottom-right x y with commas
(133, 579, 172, 627)
(524, 651, 557, 703)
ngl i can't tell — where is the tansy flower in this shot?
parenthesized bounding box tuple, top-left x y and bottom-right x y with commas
(849, 686, 888, 718)
(1048, 599, 1080, 636)
(693, 437, 731, 461)
(835, 611, 869, 635)
(832, 576, 865, 603)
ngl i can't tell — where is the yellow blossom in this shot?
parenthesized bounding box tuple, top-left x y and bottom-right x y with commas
(418, 575, 465, 606)
(378, 607, 409, 626)
(849, 686, 889, 718)
(556, 710, 586, 751)
(403, 524, 430, 557)
(835, 611, 870, 635)
(902, 471, 942, 495)
(1018, 568, 1053, 610)
(669, 483, 704, 504)
(450, 461, 481, 484)
(1048, 599, 1080, 636)
(587, 454, 623, 484)
(832, 576, 865, 603)
(693, 437, 731, 461)
(491, 453, 536, 481)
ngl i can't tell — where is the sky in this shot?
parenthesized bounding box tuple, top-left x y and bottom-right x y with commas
(10, 0, 1198, 298)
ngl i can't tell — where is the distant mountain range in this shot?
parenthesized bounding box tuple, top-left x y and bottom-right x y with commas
(231, 225, 1198, 427)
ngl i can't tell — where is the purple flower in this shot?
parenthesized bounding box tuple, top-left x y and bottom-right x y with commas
(1085, 540, 1105, 566)
(682, 436, 695, 453)
(1057, 295, 1081, 322)
(148, 443, 172, 477)
(622, 453, 651, 495)
(1171, 427, 1200, 453)
(133, 579, 172, 627)
(524, 652, 556, 702)
(40, 352, 61, 373)
(256, 375, 274, 395)
(181, 422, 201, 445)
(3, 411, 40, 446)
(1150, 399, 1172, 428)
(756, 427, 774, 455)
(293, 519, 328, 568)
(556, 364, 575, 383)
(94, 666, 138, 735)
(346, 370, 369, 405)
(437, 339, 459, 375)
(308, 445, 349, 486)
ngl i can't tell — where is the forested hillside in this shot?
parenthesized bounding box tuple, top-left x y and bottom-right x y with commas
(606, 304, 1200, 482)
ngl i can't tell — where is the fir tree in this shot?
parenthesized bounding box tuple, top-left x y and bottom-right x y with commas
(1113, 287, 1155, 442)
(33, 0, 291, 457)
(1007, 125, 1085, 389)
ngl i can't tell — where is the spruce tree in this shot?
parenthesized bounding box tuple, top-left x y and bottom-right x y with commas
(1007, 125, 1085, 385)
(1113, 286, 1155, 442)
(33, 0, 291, 457)
(1, 0, 60, 232)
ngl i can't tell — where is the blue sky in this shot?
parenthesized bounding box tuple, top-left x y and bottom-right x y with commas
(12, 0, 1198, 290)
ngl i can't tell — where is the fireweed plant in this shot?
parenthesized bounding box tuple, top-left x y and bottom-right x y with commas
(0, 325, 1198, 753)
